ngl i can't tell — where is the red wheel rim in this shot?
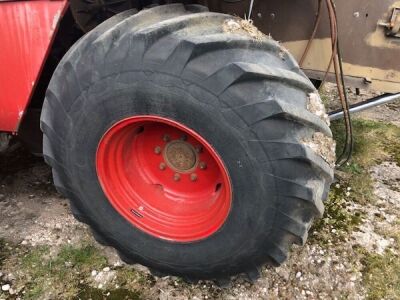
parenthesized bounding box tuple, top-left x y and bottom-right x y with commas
(96, 116, 232, 242)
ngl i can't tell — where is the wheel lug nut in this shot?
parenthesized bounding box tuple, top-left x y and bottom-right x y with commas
(159, 163, 166, 170)
(163, 134, 170, 142)
(190, 173, 198, 182)
(154, 146, 161, 154)
(199, 162, 207, 170)
(173, 173, 181, 182)
(195, 146, 203, 153)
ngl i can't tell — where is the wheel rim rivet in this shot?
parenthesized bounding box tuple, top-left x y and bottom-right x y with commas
(199, 162, 207, 170)
(180, 134, 188, 141)
(159, 163, 166, 170)
(163, 134, 170, 142)
(190, 173, 198, 182)
(195, 146, 203, 153)
(174, 173, 181, 182)
(154, 146, 162, 154)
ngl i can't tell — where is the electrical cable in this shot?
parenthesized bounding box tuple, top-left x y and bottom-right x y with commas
(331, 1, 353, 165)
(336, 40, 354, 165)
(320, 0, 337, 90)
(324, 0, 353, 166)
(300, 0, 322, 67)
(302, 0, 353, 166)
(248, 0, 255, 19)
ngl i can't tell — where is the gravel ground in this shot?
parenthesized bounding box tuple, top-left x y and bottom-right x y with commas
(0, 86, 399, 300)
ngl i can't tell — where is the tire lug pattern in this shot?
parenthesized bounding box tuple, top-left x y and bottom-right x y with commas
(41, 3, 334, 283)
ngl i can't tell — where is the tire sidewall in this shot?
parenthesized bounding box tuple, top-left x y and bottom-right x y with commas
(65, 71, 277, 275)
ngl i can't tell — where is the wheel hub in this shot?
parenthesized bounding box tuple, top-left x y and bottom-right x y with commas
(164, 140, 198, 172)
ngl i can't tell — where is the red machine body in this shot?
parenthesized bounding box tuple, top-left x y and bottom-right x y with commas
(0, 0, 67, 133)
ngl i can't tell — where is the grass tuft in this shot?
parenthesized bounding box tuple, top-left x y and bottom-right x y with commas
(18, 244, 109, 299)
(361, 250, 400, 300)
(330, 119, 400, 205)
(0, 238, 9, 267)
(331, 119, 400, 167)
(311, 119, 399, 244)
(73, 284, 142, 300)
(310, 184, 363, 245)
(329, 118, 400, 298)
(56, 244, 107, 268)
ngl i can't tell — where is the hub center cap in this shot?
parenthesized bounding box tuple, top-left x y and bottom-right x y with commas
(164, 140, 198, 172)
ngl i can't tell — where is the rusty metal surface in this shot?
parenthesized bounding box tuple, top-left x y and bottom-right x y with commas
(201, 0, 400, 93)
(0, 0, 68, 133)
(379, 7, 400, 37)
(164, 141, 199, 173)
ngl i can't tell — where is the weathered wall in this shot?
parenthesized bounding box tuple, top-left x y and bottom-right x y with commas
(202, 0, 400, 93)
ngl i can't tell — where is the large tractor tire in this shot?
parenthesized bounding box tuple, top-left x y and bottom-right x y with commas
(41, 4, 335, 282)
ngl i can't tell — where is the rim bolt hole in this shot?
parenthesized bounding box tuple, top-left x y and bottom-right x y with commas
(136, 126, 144, 134)
(215, 183, 222, 192)
(154, 184, 164, 191)
(163, 134, 171, 142)
(199, 162, 207, 170)
(195, 146, 203, 153)
(173, 173, 181, 182)
(159, 163, 166, 170)
(154, 146, 162, 154)
(180, 134, 188, 141)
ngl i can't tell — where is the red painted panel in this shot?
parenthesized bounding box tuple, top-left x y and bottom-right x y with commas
(0, 0, 68, 132)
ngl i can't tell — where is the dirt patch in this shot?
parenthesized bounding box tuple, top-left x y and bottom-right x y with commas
(307, 92, 330, 126)
(0, 150, 89, 252)
(302, 132, 336, 167)
(223, 18, 266, 40)
(352, 215, 393, 255)
(370, 162, 400, 206)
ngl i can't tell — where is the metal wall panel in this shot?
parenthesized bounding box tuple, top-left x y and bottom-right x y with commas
(203, 0, 400, 93)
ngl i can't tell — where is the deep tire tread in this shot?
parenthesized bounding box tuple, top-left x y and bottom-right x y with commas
(226, 98, 331, 136)
(41, 4, 334, 282)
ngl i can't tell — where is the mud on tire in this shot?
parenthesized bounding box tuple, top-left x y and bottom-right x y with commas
(41, 4, 335, 281)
